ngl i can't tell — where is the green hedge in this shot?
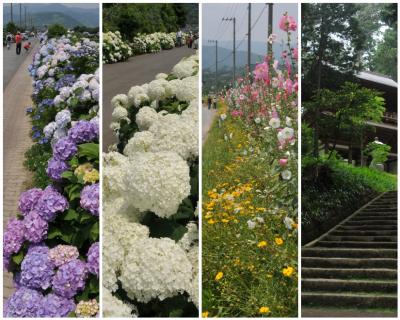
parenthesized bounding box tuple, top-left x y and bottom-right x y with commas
(302, 157, 396, 244)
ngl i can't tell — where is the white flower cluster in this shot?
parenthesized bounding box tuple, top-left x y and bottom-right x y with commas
(103, 53, 199, 316)
(103, 31, 133, 64)
(132, 32, 176, 55)
(103, 288, 137, 317)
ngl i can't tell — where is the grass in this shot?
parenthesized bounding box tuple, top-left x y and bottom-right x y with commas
(202, 104, 298, 317)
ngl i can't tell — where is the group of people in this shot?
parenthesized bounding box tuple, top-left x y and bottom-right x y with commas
(176, 29, 199, 49)
(5, 31, 32, 55)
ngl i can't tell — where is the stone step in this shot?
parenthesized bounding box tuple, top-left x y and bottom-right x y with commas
(317, 241, 397, 249)
(324, 235, 397, 242)
(330, 230, 397, 237)
(343, 220, 397, 226)
(337, 225, 396, 231)
(302, 278, 397, 293)
(302, 247, 397, 259)
(302, 292, 397, 309)
(352, 215, 397, 221)
(302, 257, 397, 269)
(302, 267, 397, 280)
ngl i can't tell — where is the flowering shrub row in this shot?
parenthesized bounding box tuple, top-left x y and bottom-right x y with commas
(103, 31, 180, 64)
(102, 52, 199, 317)
(202, 13, 299, 317)
(4, 31, 100, 317)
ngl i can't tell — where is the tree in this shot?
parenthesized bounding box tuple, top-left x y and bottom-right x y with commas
(47, 24, 67, 38)
(302, 3, 366, 158)
(303, 82, 385, 163)
(5, 22, 18, 34)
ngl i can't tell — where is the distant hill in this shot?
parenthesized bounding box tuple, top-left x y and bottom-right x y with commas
(3, 4, 99, 28)
(202, 40, 298, 71)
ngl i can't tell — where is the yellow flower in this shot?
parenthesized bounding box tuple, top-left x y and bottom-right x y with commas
(202, 311, 209, 318)
(257, 241, 267, 248)
(215, 271, 224, 281)
(259, 306, 270, 314)
(83, 169, 99, 184)
(275, 237, 284, 245)
(207, 219, 216, 225)
(221, 219, 229, 223)
(282, 266, 295, 277)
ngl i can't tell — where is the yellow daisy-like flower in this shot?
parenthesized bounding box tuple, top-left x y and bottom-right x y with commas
(275, 237, 284, 245)
(259, 306, 270, 314)
(202, 311, 209, 318)
(215, 271, 224, 281)
(282, 266, 295, 277)
(257, 241, 267, 248)
(207, 219, 216, 225)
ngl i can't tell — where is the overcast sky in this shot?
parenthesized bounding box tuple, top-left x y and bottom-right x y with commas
(203, 3, 298, 44)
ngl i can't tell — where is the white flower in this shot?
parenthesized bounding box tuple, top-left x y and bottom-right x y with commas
(124, 131, 154, 154)
(103, 288, 137, 317)
(286, 117, 292, 127)
(111, 94, 129, 109)
(135, 106, 160, 131)
(281, 170, 292, 180)
(278, 127, 295, 143)
(220, 113, 227, 121)
(119, 237, 193, 303)
(284, 216, 295, 230)
(112, 106, 128, 121)
(43, 122, 57, 138)
(55, 109, 71, 128)
(269, 117, 280, 128)
(254, 117, 261, 124)
(247, 220, 256, 229)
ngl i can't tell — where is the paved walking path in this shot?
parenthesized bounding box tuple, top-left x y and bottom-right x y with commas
(102, 46, 195, 151)
(202, 105, 216, 144)
(3, 43, 37, 302)
(302, 191, 397, 317)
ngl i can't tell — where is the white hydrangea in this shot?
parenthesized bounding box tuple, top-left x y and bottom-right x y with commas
(122, 151, 191, 217)
(111, 94, 129, 109)
(135, 106, 160, 131)
(119, 237, 193, 303)
(112, 106, 128, 121)
(186, 246, 199, 307)
(124, 131, 154, 155)
(175, 76, 198, 102)
(147, 79, 168, 101)
(147, 113, 198, 160)
(155, 73, 168, 80)
(103, 288, 137, 317)
(171, 56, 198, 79)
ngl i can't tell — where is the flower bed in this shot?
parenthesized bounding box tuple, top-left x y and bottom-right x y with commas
(4, 31, 100, 318)
(202, 13, 298, 317)
(102, 52, 199, 317)
(104, 31, 180, 64)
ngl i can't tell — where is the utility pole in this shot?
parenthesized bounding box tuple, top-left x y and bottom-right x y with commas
(247, 4, 251, 72)
(10, 3, 13, 24)
(25, 6, 27, 30)
(208, 40, 218, 92)
(19, 4, 22, 29)
(267, 3, 274, 60)
(222, 17, 236, 84)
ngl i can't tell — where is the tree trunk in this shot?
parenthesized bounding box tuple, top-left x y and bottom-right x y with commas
(348, 135, 353, 165)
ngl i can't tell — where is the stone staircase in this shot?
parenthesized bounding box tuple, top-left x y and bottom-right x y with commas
(302, 191, 398, 317)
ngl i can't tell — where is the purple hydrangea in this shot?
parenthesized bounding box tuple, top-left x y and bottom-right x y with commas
(4, 287, 43, 317)
(33, 187, 68, 221)
(49, 245, 79, 267)
(37, 293, 75, 317)
(86, 242, 99, 277)
(67, 120, 98, 144)
(27, 243, 50, 255)
(18, 188, 43, 216)
(80, 183, 99, 216)
(52, 137, 77, 161)
(3, 218, 26, 258)
(23, 211, 49, 243)
(52, 259, 88, 298)
(20, 245, 54, 290)
(46, 157, 69, 181)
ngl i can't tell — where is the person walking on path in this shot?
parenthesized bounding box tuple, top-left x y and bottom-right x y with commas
(212, 95, 217, 109)
(176, 29, 183, 47)
(6, 33, 12, 50)
(15, 31, 22, 55)
(207, 95, 212, 109)
(23, 42, 31, 53)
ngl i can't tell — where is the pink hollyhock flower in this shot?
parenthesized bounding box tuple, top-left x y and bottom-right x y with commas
(285, 58, 291, 76)
(285, 79, 293, 95)
(279, 159, 288, 166)
(253, 61, 270, 83)
(231, 110, 243, 117)
(279, 15, 297, 32)
(292, 48, 298, 60)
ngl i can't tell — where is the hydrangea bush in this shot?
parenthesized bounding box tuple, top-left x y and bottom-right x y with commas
(4, 30, 99, 318)
(102, 52, 199, 317)
(104, 31, 180, 64)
